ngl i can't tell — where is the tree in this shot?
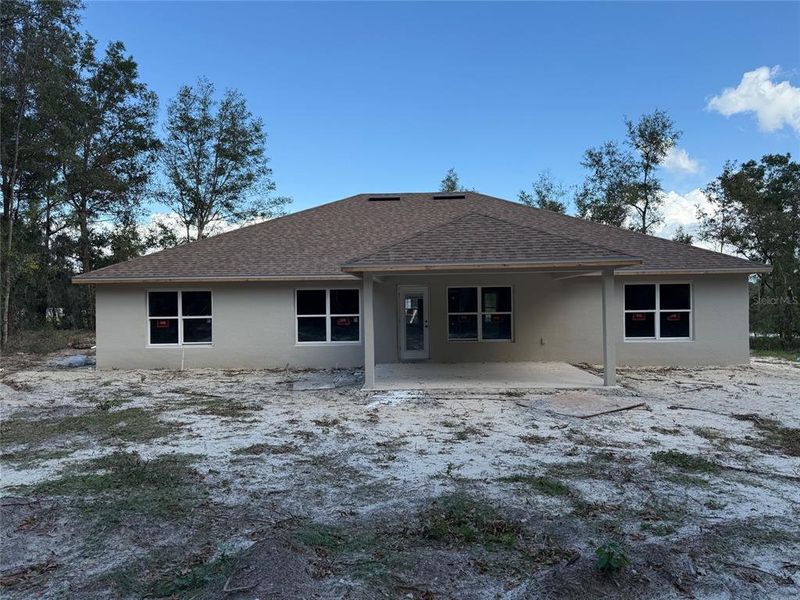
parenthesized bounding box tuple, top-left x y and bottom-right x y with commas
(699, 154, 800, 345)
(518, 170, 568, 213)
(159, 79, 290, 242)
(576, 110, 681, 234)
(671, 226, 694, 245)
(1, 0, 82, 344)
(61, 38, 159, 277)
(439, 168, 462, 193)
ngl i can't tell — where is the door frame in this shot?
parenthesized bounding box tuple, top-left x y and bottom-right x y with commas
(397, 285, 430, 361)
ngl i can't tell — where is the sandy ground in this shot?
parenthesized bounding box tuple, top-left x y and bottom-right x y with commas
(0, 355, 798, 599)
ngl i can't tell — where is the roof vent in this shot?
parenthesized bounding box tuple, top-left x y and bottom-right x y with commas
(368, 195, 401, 202)
(432, 193, 466, 200)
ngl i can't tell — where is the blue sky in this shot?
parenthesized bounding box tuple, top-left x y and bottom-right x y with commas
(82, 1, 799, 231)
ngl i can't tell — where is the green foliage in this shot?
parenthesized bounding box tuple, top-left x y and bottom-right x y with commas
(439, 167, 463, 192)
(518, 170, 568, 213)
(576, 109, 680, 233)
(595, 540, 629, 572)
(158, 78, 290, 241)
(672, 225, 694, 245)
(701, 154, 800, 344)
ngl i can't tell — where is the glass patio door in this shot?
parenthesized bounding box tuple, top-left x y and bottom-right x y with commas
(398, 286, 429, 360)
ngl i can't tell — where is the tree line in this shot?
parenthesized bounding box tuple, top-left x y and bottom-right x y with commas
(1, 0, 288, 345)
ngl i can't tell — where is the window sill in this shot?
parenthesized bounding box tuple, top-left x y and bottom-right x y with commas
(623, 338, 693, 343)
(295, 341, 362, 347)
(146, 343, 214, 349)
(447, 339, 514, 343)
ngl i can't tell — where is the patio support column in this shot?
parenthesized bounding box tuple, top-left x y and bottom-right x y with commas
(363, 272, 376, 390)
(601, 268, 617, 386)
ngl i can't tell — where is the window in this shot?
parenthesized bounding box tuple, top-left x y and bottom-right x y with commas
(296, 288, 360, 343)
(447, 286, 512, 341)
(148, 291, 212, 345)
(624, 283, 691, 340)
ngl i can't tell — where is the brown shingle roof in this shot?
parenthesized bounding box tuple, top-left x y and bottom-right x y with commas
(74, 192, 769, 283)
(341, 212, 640, 270)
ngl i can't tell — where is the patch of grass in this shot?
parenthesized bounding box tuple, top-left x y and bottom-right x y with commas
(22, 451, 204, 521)
(750, 348, 798, 361)
(148, 552, 234, 598)
(732, 414, 800, 457)
(663, 472, 711, 487)
(0, 447, 74, 467)
(295, 522, 378, 555)
(419, 492, 520, 547)
(498, 474, 573, 497)
(232, 442, 297, 456)
(651, 450, 720, 473)
(518, 434, 553, 445)
(312, 416, 341, 428)
(191, 399, 259, 418)
(452, 425, 485, 441)
(0, 407, 180, 449)
(651, 426, 682, 435)
(4, 328, 94, 354)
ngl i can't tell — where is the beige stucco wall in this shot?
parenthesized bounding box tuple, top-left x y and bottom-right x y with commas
(95, 282, 364, 370)
(94, 273, 750, 370)
(373, 272, 750, 367)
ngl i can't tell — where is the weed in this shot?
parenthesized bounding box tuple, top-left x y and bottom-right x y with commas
(651, 426, 682, 435)
(498, 474, 573, 497)
(193, 399, 259, 418)
(651, 450, 719, 473)
(312, 416, 341, 428)
(419, 492, 520, 547)
(452, 425, 485, 441)
(518, 434, 553, 445)
(595, 541, 629, 572)
(149, 552, 234, 597)
(232, 442, 297, 456)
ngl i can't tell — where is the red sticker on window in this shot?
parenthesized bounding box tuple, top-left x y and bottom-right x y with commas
(156, 320, 170, 329)
(336, 318, 351, 326)
(632, 313, 647, 321)
(666, 313, 682, 321)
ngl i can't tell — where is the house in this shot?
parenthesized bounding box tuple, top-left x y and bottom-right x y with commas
(73, 192, 769, 388)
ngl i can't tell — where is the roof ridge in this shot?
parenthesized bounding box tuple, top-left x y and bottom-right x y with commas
(339, 210, 487, 266)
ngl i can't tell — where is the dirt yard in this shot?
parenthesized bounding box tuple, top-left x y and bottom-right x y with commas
(1, 353, 798, 599)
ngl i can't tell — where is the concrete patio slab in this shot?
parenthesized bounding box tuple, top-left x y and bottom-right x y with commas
(372, 361, 603, 390)
(532, 391, 645, 418)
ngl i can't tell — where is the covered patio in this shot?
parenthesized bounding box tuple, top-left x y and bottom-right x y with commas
(373, 361, 603, 390)
(341, 211, 644, 391)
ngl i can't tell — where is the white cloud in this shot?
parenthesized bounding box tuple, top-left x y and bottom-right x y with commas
(707, 66, 800, 134)
(654, 188, 715, 249)
(662, 147, 700, 174)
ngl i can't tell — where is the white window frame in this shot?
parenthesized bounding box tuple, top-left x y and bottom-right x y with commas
(295, 288, 361, 345)
(623, 282, 692, 342)
(146, 290, 213, 347)
(446, 285, 514, 342)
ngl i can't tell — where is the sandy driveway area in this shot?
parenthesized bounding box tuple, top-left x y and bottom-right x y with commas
(1, 356, 798, 599)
